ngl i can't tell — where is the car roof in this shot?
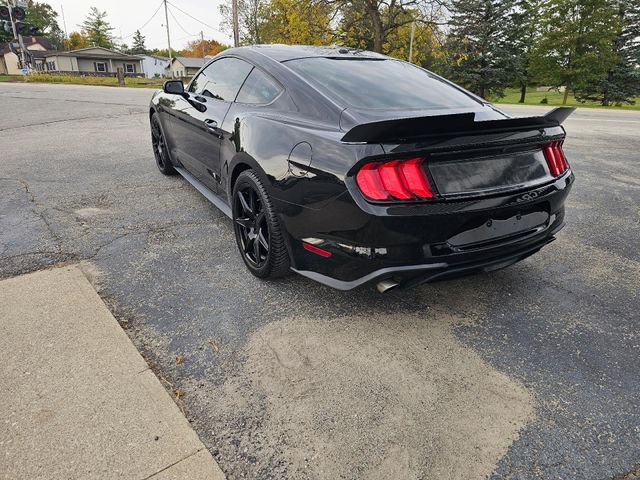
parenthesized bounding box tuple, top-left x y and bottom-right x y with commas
(227, 44, 387, 63)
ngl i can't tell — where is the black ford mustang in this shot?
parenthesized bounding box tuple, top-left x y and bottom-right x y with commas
(149, 45, 574, 292)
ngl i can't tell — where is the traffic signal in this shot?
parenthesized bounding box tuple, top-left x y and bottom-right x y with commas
(1, 20, 12, 33)
(15, 22, 38, 36)
(0, 6, 10, 21)
(11, 6, 26, 21)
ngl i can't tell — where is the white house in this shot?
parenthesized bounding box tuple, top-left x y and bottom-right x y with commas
(140, 55, 169, 78)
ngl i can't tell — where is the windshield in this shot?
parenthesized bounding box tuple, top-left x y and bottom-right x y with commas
(286, 57, 482, 110)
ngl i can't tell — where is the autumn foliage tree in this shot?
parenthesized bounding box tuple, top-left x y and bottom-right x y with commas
(179, 39, 228, 58)
(64, 31, 90, 50)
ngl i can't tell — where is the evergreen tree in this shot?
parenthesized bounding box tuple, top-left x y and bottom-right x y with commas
(80, 7, 114, 48)
(504, 0, 543, 102)
(130, 30, 147, 55)
(576, 0, 640, 105)
(530, 0, 618, 104)
(445, 0, 515, 99)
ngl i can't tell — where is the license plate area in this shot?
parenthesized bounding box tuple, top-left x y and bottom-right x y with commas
(428, 149, 552, 198)
(446, 210, 550, 251)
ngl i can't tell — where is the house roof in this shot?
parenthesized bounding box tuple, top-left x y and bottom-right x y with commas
(49, 46, 143, 61)
(143, 54, 169, 61)
(29, 50, 54, 59)
(172, 56, 205, 68)
(0, 36, 53, 55)
(23, 36, 53, 50)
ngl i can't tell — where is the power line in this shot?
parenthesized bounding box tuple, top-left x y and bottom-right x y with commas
(166, 1, 223, 34)
(121, 0, 164, 39)
(167, 5, 196, 37)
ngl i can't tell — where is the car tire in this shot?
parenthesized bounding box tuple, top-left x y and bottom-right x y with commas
(232, 170, 291, 279)
(150, 113, 176, 175)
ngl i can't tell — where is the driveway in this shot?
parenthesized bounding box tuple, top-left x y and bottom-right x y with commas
(1, 83, 638, 479)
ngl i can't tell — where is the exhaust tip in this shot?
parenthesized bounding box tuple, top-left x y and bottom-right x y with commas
(376, 279, 399, 294)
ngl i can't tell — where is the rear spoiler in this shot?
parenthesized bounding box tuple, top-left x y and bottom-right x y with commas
(341, 107, 576, 143)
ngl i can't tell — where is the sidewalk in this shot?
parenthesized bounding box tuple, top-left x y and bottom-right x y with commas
(0, 265, 225, 480)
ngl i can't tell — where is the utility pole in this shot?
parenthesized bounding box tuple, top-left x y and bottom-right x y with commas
(8, 0, 28, 70)
(200, 31, 205, 58)
(408, 21, 415, 64)
(231, 0, 239, 47)
(163, 0, 174, 78)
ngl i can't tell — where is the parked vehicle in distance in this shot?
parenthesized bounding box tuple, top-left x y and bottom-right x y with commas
(149, 45, 575, 292)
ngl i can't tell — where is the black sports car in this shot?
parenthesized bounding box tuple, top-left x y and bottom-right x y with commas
(149, 45, 574, 292)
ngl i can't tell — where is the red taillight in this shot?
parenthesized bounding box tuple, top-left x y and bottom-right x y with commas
(543, 141, 569, 177)
(355, 157, 434, 201)
(355, 163, 389, 200)
(378, 160, 413, 200)
(399, 158, 434, 199)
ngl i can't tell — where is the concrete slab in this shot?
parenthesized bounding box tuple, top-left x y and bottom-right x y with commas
(0, 265, 225, 480)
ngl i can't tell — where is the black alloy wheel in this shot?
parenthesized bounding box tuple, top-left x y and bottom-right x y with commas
(232, 170, 290, 278)
(151, 113, 176, 175)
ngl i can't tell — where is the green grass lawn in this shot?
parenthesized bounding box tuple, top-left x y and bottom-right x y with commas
(0, 73, 163, 89)
(0, 74, 24, 82)
(494, 87, 640, 110)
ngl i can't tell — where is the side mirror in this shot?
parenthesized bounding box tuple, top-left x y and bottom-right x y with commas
(163, 80, 184, 95)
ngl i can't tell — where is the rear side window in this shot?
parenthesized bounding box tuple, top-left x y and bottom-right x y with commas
(189, 57, 253, 101)
(236, 68, 281, 104)
(286, 58, 481, 110)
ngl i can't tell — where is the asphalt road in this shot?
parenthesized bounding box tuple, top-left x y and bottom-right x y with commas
(1, 83, 639, 480)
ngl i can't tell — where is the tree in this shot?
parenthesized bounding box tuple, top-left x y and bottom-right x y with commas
(149, 48, 172, 58)
(80, 6, 114, 48)
(25, 1, 65, 49)
(64, 31, 90, 50)
(180, 39, 228, 57)
(445, 0, 515, 99)
(337, 0, 446, 54)
(220, 0, 269, 45)
(130, 30, 147, 54)
(504, 0, 543, 102)
(257, 0, 334, 45)
(339, 5, 444, 68)
(575, 0, 640, 105)
(530, 0, 618, 104)
(0, 1, 64, 47)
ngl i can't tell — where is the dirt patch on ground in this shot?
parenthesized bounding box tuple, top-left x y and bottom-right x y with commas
(214, 312, 535, 479)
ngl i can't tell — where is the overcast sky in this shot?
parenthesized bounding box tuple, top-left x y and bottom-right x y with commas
(53, 0, 233, 51)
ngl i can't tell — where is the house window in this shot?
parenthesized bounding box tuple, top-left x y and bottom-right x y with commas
(95, 62, 107, 72)
(46, 61, 56, 71)
(124, 63, 135, 73)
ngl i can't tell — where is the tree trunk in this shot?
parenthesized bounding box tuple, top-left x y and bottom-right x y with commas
(602, 69, 613, 106)
(519, 81, 527, 103)
(365, 3, 384, 53)
(562, 87, 569, 105)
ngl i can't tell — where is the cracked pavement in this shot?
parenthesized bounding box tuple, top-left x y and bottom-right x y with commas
(1, 83, 639, 479)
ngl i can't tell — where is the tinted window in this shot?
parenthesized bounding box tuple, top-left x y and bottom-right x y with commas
(189, 57, 253, 101)
(236, 68, 281, 104)
(286, 58, 481, 110)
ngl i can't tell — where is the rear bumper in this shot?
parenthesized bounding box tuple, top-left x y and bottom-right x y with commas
(277, 172, 573, 291)
(292, 227, 558, 290)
